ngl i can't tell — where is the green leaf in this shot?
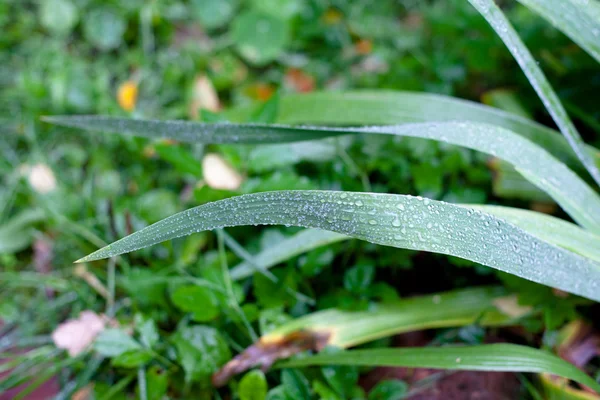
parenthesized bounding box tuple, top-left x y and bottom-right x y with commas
(471, 205, 600, 264)
(94, 329, 142, 357)
(42, 115, 347, 144)
(279, 344, 600, 393)
(320, 347, 359, 398)
(135, 314, 160, 349)
(0, 209, 45, 254)
(467, 0, 600, 188)
(281, 369, 311, 400)
(41, 118, 600, 232)
(73, 190, 600, 301)
(265, 287, 512, 348)
(0, 272, 69, 290)
(251, 0, 301, 20)
(39, 0, 78, 36)
(111, 349, 153, 368)
(231, 91, 600, 174)
(232, 11, 289, 65)
(171, 325, 231, 383)
(191, 0, 238, 29)
(145, 366, 168, 400)
(239, 370, 268, 400)
(516, 0, 600, 64)
(343, 263, 375, 294)
(170, 285, 220, 321)
(250, 91, 280, 123)
(231, 229, 348, 280)
(312, 381, 341, 400)
(248, 141, 338, 173)
(154, 143, 202, 176)
(368, 380, 408, 400)
(83, 7, 127, 51)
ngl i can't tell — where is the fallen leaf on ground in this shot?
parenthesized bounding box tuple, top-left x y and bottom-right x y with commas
(212, 330, 330, 387)
(189, 75, 220, 120)
(52, 311, 107, 356)
(202, 153, 243, 191)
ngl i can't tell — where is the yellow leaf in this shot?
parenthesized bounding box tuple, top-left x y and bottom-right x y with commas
(117, 80, 138, 112)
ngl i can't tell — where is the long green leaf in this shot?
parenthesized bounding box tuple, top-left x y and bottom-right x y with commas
(467, 0, 600, 188)
(471, 205, 600, 264)
(41, 115, 347, 144)
(47, 90, 600, 175)
(75, 191, 600, 302)
(280, 344, 600, 393)
(227, 91, 600, 173)
(230, 206, 600, 279)
(264, 287, 514, 348)
(516, 0, 600, 63)
(42, 119, 600, 232)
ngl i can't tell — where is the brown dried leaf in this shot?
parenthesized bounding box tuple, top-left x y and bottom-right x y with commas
(212, 330, 330, 387)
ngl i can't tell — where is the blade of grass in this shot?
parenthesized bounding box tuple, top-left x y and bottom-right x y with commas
(263, 287, 515, 348)
(213, 286, 522, 384)
(471, 205, 600, 264)
(46, 90, 600, 177)
(279, 344, 600, 393)
(40, 119, 600, 232)
(228, 91, 600, 174)
(41, 115, 348, 144)
(230, 229, 348, 281)
(516, 0, 600, 63)
(221, 229, 315, 304)
(467, 0, 600, 188)
(74, 190, 600, 302)
(230, 204, 600, 280)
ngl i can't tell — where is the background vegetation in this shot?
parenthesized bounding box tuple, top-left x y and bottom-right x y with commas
(1, 0, 600, 398)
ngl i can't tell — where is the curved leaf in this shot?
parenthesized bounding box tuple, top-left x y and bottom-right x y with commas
(229, 206, 600, 280)
(228, 91, 600, 172)
(516, 0, 600, 63)
(280, 344, 600, 393)
(42, 119, 600, 232)
(264, 287, 515, 348)
(472, 205, 600, 264)
(213, 287, 524, 384)
(467, 0, 600, 188)
(75, 190, 600, 302)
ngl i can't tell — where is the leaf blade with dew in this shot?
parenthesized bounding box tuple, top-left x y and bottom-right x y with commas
(263, 286, 516, 349)
(75, 190, 600, 302)
(471, 205, 600, 264)
(467, 0, 600, 188)
(279, 344, 600, 393)
(43, 120, 600, 232)
(226, 90, 600, 174)
(40, 115, 348, 144)
(516, 0, 600, 64)
(229, 207, 600, 280)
